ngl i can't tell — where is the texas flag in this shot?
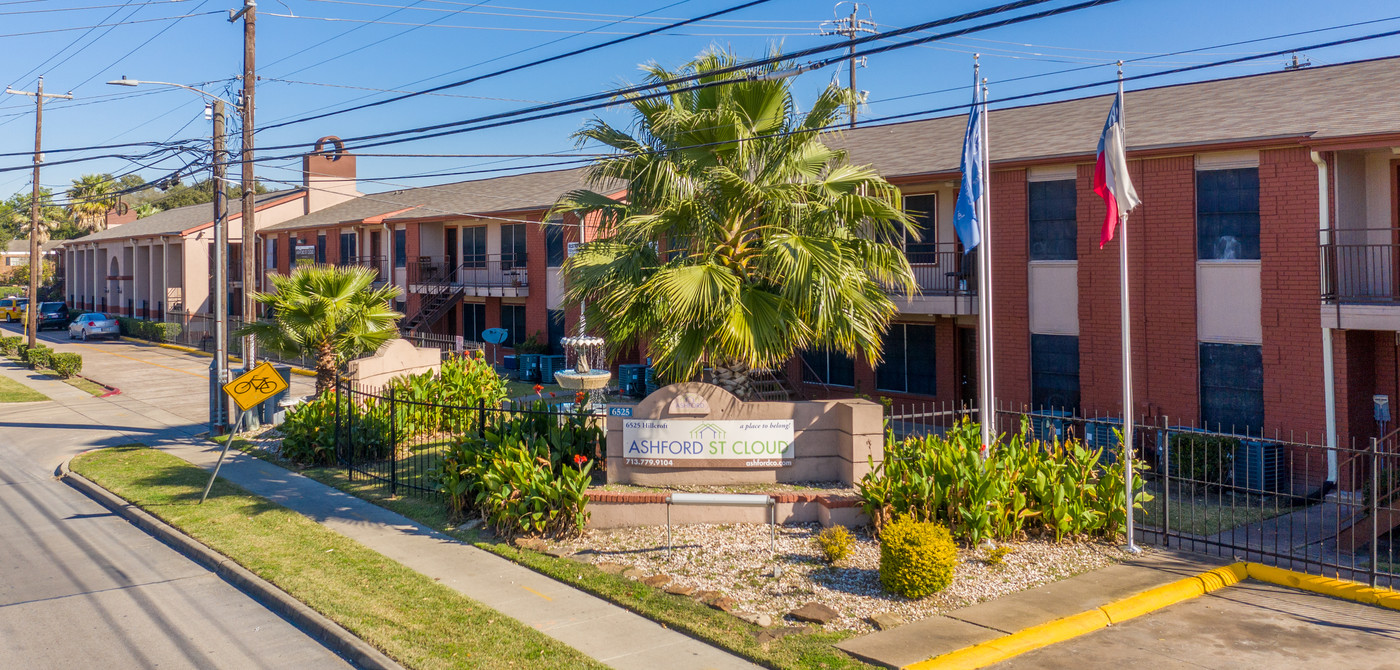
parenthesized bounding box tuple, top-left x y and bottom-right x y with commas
(1094, 90, 1140, 248)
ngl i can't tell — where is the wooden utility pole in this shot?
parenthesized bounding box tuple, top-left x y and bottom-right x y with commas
(211, 98, 230, 431)
(4, 77, 72, 348)
(821, 3, 875, 129)
(232, 0, 257, 370)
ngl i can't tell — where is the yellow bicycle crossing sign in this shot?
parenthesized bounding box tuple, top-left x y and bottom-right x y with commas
(222, 361, 289, 412)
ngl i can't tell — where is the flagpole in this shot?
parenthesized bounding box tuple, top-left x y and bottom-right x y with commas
(974, 57, 996, 453)
(1117, 61, 1140, 554)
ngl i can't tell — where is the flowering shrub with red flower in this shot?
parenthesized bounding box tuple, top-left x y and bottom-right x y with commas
(572, 454, 588, 467)
(533, 384, 544, 395)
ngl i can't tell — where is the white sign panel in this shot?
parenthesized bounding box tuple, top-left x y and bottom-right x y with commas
(622, 419, 795, 468)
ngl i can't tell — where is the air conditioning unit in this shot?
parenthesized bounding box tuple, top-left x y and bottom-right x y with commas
(1085, 418, 1123, 465)
(1030, 409, 1073, 444)
(1234, 440, 1285, 493)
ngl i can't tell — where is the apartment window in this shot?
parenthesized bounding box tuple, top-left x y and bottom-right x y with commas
(548, 309, 565, 355)
(802, 348, 855, 387)
(1028, 180, 1077, 260)
(339, 232, 355, 264)
(878, 323, 936, 395)
(268, 237, 278, 271)
(902, 194, 938, 264)
(501, 224, 527, 269)
(1197, 167, 1259, 260)
(546, 223, 566, 267)
(462, 302, 487, 341)
(1031, 334, 1080, 412)
(393, 228, 407, 268)
(501, 304, 527, 347)
(463, 226, 486, 267)
(316, 233, 327, 264)
(1200, 342, 1264, 433)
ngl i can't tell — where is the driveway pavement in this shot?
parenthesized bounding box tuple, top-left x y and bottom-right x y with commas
(0, 355, 348, 668)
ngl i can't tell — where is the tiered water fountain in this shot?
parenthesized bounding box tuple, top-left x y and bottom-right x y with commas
(554, 335, 610, 399)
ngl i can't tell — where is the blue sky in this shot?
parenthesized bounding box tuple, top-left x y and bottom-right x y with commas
(2, 0, 1398, 199)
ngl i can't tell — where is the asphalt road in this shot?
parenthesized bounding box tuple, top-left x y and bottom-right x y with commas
(0, 323, 345, 668)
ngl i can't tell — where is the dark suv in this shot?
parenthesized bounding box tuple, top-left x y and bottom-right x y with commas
(34, 302, 71, 331)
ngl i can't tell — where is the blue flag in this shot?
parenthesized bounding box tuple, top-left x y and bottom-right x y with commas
(953, 88, 983, 252)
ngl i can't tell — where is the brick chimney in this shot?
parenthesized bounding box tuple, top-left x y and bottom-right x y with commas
(303, 136, 360, 214)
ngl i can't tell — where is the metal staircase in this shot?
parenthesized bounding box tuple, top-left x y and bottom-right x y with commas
(402, 281, 467, 333)
(750, 368, 795, 402)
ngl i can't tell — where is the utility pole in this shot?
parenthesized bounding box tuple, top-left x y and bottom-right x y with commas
(211, 99, 230, 432)
(821, 3, 875, 128)
(4, 77, 72, 348)
(232, 0, 257, 372)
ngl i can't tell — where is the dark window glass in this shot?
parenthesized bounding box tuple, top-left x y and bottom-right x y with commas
(547, 309, 565, 355)
(1028, 179, 1077, 260)
(546, 223, 566, 267)
(1031, 334, 1080, 412)
(802, 348, 855, 387)
(501, 224, 527, 269)
(1199, 342, 1264, 433)
(462, 302, 487, 341)
(903, 194, 938, 264)
(316, 234, 327, 264)
(877, 323, 937, 395)
(463, 227, 486, 267)
(501, 304, 527, 347)
(393, 228, 407, 268)
(269, 238, 277, 270)
(1197, 168, 1260, 260)
(339, 232, 355, 264)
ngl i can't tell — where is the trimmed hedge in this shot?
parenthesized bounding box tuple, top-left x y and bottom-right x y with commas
(0, 335, 19, 355)
(879, 517, 957, 598)
(116, 317, 183, 343)
(50, 352, 82, 378)
(25, 346, 52, 370)
(2, 341, 83, 379)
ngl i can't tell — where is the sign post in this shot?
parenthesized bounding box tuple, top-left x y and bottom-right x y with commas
(200, 361, 289, 503)
(481, 327, 508, 368)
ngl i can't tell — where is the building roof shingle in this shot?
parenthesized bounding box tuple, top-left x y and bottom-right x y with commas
(3, 239, 60, 254)
(70, 189, 303, 244)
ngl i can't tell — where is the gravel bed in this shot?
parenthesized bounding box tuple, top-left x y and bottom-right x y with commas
(556, 523, 1140, 632)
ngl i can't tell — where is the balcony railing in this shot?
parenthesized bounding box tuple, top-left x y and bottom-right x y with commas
(888, 244, 976, 297)
(1321, 230, 1400, 303)
(407, 254, 528, 288)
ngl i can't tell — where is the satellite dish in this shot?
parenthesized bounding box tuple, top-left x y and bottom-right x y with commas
(482, 328, 508, 345)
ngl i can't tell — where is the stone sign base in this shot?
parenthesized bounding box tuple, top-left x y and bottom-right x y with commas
(584, 490, 868, 529)
(606, 382, 883, 486)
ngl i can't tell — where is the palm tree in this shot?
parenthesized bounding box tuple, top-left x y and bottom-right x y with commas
(553, 49, 917, 399)
(134, 203, 160, 219)
(235, 264, 403, 394)
(67, 174, 116, 232)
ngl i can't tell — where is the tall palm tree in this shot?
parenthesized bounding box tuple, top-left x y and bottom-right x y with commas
(553, 49, 917, 398)
(235, 264, 403, 394)
(67, 174, 116, 232)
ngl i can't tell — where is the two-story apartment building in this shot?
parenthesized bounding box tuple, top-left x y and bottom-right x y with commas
(254, 167, 595, 360)
(783, 55, 1400, 454)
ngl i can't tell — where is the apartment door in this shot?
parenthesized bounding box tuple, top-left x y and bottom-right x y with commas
(445, 228, 458, 279)
(369, 231, 382, 272)
(958, 326, 977, 410)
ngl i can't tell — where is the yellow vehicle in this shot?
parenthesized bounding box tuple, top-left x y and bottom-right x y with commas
(0, 297, 27, 323)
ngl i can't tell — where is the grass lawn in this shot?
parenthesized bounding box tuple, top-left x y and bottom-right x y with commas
(0, 373, 47, 402)
(71, 445, 606, 670)
(1140, 489, 1305, 536)
(298, 465, 873, 670)
(504, 380, 566, 400)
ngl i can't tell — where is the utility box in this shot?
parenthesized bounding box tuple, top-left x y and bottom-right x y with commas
(259, 364, 295, 426)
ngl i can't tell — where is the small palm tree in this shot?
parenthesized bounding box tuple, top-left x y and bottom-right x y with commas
(236, 264, 403, 394)
(67, 174, 116, 232)
(134, 203, 160, 219)
(553, 49, 916, 398)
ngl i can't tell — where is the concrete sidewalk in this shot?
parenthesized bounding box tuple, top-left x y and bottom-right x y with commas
(145, 433, 759, 670)
(836, 551, 1227, 669)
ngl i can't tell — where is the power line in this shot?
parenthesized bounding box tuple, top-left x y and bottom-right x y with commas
(0, 0, 193, 16)
(8, 1, 134, 88)
(262, 12, 814, 35)
(69, 0, 215, 90)
(257, 76, 550, 102)
(276, 0, 496, 79)
(0, 10, 224, 39)
(259, 0, 436, 73)
(304, 0, 814, 27)
(258, 0, 776, 131)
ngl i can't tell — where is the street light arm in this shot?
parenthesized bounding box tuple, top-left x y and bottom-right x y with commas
(105, 78, 238, 109)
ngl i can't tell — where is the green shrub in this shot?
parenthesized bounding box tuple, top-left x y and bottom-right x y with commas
(0, 335, 20, 355)
(385, 350, 509, 436)
(279, 393, 338, 465)
(49, 352, 83, 379)
(815, 526, 854, 564)
(984, 545, 1013, 566)
(23, 345, 52, 370)
(114, 317, 182, 343)
(878, 517, 957, 598)
(858, 418, 1151, 543)
(1167, 432, 1238, 486)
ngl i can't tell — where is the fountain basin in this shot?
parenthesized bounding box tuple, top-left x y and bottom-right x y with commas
(555, 370, 612, 390)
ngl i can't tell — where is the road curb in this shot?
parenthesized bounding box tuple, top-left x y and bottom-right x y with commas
(59, 455, 403, 670)
(117, 336, 316, 377)
(904, 561, 1393, 670)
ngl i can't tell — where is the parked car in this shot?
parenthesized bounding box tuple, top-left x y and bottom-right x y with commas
(24, 302, 71, 331)
(68, 312, 119, 340)
(0, 297, 27, 322)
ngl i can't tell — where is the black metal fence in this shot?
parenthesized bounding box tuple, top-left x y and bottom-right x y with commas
(331, 379, 605, 499)
(885, 400, 1399, 589)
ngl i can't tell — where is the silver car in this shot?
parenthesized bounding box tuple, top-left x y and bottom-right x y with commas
(68, 313, 119, 341)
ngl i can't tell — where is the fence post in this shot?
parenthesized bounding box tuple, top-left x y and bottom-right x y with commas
(478, 403, 486, 439)
(334, 377, 342, 465)
(1161, 416, 1171, 548)
(1371, 436, 1380, 588)
(347, 381, 356, 480)
(390, 386, 399, 497)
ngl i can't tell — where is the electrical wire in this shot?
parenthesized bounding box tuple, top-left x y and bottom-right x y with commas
(0, 0, 194, 16)
(8, 1, 135, 88)
(257, 76, 550, 102)
(69, 0, 215, 90)
(276, 0, 496, 79)
(0, 11, 225, 39)
(299, 0, 816, 29)
(262, 13, 814, 36)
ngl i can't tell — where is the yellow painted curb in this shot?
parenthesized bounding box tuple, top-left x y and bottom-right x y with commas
(900, 560, 1400, 670)
(117, 337, 315, 377)
(1245, 563, 1397, 610)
